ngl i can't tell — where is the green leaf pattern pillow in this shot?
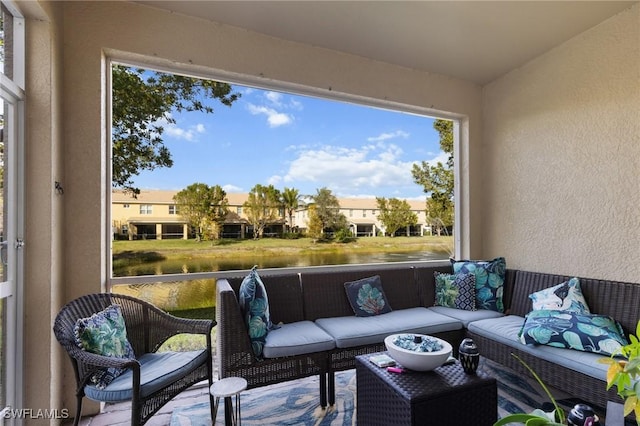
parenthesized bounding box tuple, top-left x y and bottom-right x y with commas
(344, 275, 392, 317)
(434, 272, 476, 311)
(452, 257, 506, 312)
(74, 304, 136, 389)
(528, 277, 590, 313)
(239, 266, 274, 358)
(519, 309, 629, 356)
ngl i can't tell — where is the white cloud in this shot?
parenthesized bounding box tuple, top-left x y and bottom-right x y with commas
(425, 151, 449, 166)
(155, 115, 206, 141)
(247, 104, 293, 128)
(222, 184, 243, 193)
(164, 123, 206, 141)
(367, 130, 410, 142)
(265, 91, 283, 106)
(268, 175, 282, 185)
(282, 143, 424, 196)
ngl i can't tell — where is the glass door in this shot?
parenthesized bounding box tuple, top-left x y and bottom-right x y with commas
(0, 2, 24, 422)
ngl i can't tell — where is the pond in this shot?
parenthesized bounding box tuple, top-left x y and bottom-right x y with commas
(112, 250, 448, 320)
(113, 249, 447, 277)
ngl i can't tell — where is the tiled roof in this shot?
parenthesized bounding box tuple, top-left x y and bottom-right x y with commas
(113, 190, 426, 211)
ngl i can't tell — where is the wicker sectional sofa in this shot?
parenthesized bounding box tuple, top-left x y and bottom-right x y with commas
(216, 264, 640, 412)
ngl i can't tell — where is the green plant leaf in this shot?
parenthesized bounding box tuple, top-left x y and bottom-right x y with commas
(493, 414, 543, 426)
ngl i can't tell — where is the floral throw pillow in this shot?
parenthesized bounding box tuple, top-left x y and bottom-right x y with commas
(239, 266, 274, 358)
(344, 275, 392, 317)
(519, 309, 628, 356)
(74, 304, 136, 389)
(529, 277, 590, 313)
(452, 257, 506, 312)
(434, 272, 476, 311)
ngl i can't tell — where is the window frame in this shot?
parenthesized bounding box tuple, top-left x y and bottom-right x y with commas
(105, 56, 468, 287)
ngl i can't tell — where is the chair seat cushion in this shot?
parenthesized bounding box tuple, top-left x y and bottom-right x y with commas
(84, 350, 208, 402)
(263, 321, 335, 358)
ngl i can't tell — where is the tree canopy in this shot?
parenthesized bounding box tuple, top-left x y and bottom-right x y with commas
(412, 119, 454, 235)
(243, 184, 282, 239)
(308, 187, 347, 238)
(282, 187, 304, 232)
(111, 65, 240, 195)
(173, 183, 228, 240)
(376, 197, 418, 236)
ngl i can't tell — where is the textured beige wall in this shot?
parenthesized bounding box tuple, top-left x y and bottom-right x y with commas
(22, 0, 66, 418)
(481, 4, 640, 280)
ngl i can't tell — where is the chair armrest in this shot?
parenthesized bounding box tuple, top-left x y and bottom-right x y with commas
(66, 344, 140, 370)
(216, 279, 256, 375)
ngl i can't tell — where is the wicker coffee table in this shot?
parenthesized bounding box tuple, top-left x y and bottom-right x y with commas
(355, 352, 497, 425)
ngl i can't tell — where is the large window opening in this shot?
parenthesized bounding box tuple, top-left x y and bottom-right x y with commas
(110, 63, 458, 282)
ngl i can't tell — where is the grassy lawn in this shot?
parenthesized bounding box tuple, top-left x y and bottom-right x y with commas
(113, 235, 454, 261)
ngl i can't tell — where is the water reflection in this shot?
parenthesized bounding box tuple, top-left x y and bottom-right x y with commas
(114, 250, 447, 277)
(112, 250, 447, 318)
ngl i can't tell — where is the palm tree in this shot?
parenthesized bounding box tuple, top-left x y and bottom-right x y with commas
(282, 187, 304, 232)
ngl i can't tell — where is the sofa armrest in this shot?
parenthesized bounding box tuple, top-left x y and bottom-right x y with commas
(216, 279, 257, 377)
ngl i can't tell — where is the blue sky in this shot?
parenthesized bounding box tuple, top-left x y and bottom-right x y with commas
(132, 84, 447, 200)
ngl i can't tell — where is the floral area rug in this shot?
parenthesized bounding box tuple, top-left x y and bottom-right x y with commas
(170, 358, 592, 426)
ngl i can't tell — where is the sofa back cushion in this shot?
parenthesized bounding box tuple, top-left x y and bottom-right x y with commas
(510, 270, 640, 336)
(301, 267, 418, 321)
(413, 265, 455, 307)
(227, 273, 304, 325)
(414, 265, 518, 310)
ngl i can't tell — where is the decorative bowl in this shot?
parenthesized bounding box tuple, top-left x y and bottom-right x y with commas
(384, 333, 453, 371)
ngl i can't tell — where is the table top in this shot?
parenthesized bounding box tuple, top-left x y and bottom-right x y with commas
(210, 377, 248, 398)
(356, 352, 496, 402)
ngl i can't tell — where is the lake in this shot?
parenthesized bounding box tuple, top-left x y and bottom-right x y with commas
(113, 249, 448, 277)
(112, 249, 448, 317)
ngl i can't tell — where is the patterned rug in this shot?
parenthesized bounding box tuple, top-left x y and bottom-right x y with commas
(170, 358, 593, 425)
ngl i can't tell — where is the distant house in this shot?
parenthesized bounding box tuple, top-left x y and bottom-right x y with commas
(112, 190, 430, 240)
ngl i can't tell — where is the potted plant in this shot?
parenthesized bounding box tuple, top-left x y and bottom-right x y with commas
(600, 319, 640, 425)
(494, 353, 566, 426)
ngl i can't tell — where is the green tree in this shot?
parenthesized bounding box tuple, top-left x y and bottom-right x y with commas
(111, 65, 240, 195)
(376, 197, 418, 236)
(174, 183, 229, 241)
(282, 187, 304, 232)
(309, 187, 346, 238)
(412, 119, 454, 235)
(244, 184, 282, 239)
(306, 204, 324, 242)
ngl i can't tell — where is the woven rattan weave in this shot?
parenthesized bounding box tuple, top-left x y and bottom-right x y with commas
(53, 292, 215, 426)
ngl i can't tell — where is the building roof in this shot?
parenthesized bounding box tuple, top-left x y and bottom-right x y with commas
(112, 190, 427, 211)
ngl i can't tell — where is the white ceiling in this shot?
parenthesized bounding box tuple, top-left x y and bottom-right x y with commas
(134, 1, 636, 85)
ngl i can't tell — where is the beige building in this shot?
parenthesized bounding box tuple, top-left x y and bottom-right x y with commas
(112, 190, 430, 239)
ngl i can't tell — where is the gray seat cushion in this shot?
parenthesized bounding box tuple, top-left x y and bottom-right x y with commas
(263, 320, 336, 358)
(315, 307, 463, 348)
(467, 315, 609, 381)
(429, 306, 504, 327)
(85, 350, 208, 402)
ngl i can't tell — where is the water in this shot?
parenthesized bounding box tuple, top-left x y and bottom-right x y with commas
(113, 250, 447, 277)
(112, 250, 448, 319)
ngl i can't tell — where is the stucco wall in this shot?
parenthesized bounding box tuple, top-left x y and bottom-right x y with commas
(481, 4, 640, 280)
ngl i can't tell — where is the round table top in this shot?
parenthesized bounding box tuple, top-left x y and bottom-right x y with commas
(210, 377, 248, 398)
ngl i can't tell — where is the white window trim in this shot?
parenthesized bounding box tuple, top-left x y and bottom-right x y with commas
(105, 55, 470, 285)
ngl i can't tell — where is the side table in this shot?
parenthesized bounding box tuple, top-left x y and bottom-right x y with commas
(210, 377, 247, 426)
(356, 352, 497, 425)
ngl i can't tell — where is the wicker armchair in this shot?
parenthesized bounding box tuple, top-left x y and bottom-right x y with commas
(53, 293, 215, 426)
